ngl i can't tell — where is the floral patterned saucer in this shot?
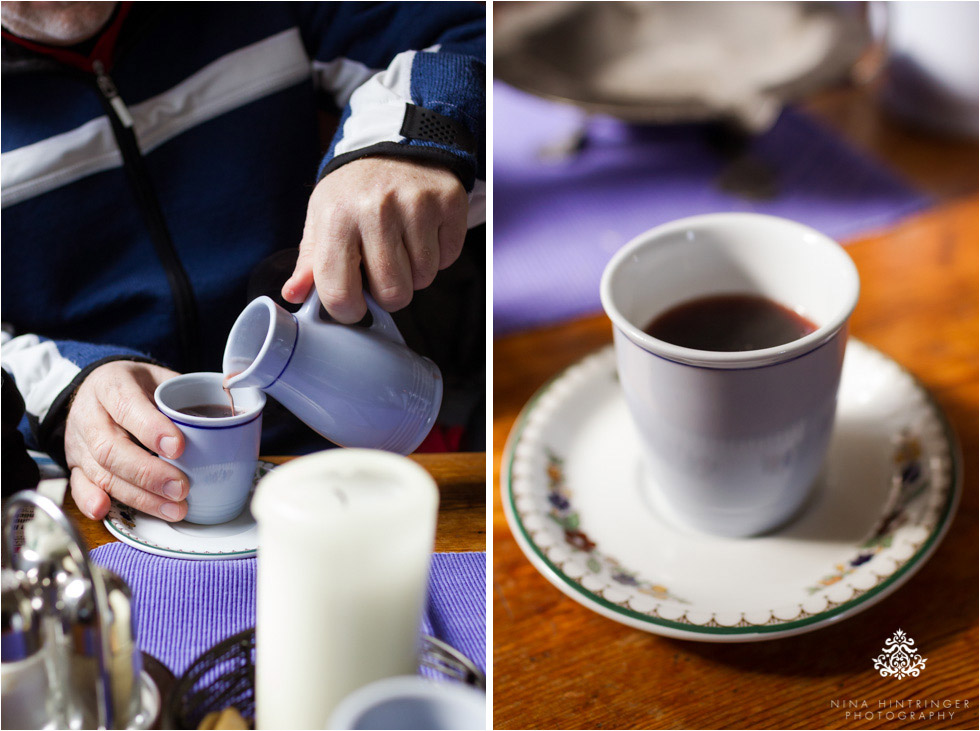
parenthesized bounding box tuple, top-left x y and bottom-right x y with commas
(502, 341, 960, 641)
(104, 461, 275, 560)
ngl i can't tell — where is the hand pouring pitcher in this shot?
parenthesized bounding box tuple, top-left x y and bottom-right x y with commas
(223, 289, 442, 455)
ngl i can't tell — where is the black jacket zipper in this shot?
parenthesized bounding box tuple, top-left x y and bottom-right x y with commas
(92, 60, 201, 371)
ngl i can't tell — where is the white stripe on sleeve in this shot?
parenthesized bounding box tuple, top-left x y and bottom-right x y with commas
(1, 336, 81, 422)
(332, 49, 416, 157)
(312, 57, 378, 109)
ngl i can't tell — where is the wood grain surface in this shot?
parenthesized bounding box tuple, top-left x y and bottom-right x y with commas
(64, 452, 486, 553)
(492, 86, 979, 729)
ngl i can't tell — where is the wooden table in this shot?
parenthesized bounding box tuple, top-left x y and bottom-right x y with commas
(492, 86, 978, 729)
(66, 452, 486, 553)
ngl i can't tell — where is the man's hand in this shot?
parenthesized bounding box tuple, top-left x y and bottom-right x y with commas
(65, 361, 188, 522)
(282, 156, 468, 323)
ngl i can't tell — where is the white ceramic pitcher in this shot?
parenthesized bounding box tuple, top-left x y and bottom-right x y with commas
(222, 289, 442, 455)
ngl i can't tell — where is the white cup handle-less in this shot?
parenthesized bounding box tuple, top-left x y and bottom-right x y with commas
(297, 287, 406, 346)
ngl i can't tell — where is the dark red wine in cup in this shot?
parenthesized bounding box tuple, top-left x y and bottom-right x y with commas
(177, 403, 238, 418)
(643, 294, 817, 352)
(177, 375, 242, 418)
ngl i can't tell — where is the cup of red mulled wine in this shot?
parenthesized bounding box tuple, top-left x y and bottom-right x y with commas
(154, 373, 265, 524)
(600, 213, 860, 537)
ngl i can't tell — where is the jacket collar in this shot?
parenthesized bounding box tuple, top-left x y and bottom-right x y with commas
(1, 2, 144, 76)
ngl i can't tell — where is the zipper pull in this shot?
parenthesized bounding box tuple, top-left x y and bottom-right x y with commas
(92, 59, 134, 129)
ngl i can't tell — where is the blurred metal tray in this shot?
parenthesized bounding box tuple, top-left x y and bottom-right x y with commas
(495, 1, 869, 132)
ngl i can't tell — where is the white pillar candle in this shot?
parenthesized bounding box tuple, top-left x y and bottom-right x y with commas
(252, 449, 439, 730)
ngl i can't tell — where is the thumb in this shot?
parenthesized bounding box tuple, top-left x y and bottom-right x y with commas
(282, 237, 315, 304)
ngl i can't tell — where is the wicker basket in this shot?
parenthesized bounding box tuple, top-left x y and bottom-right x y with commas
(164, 628, 484, 729)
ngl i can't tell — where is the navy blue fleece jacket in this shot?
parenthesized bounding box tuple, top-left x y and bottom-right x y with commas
(0, 2, 485, 459)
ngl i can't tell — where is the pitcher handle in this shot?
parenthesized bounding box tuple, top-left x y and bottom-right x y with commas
(298, 287, 406, 345)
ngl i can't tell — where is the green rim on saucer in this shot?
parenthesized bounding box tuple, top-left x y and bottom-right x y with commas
(502, 341, 960, 641)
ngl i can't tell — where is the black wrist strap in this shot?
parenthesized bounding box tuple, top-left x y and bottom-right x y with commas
(400, 104, 477, 156)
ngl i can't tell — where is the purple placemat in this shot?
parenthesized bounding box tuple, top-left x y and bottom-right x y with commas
(90, 543, 486, 676)
(493, 82, 930, 335)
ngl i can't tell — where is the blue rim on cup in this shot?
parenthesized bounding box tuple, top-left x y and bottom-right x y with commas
(600, 212, 860, 369)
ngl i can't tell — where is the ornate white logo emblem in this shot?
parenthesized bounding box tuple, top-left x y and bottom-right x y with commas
(873, 629, 927, 680)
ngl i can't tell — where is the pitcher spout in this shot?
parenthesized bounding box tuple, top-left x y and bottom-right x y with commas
(223, 296, 298, 390)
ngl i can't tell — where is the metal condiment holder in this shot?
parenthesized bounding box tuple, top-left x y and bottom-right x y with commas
(1, 489, 166, 729)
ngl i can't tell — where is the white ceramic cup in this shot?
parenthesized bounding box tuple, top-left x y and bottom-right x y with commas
(154, 373, 265, 525)
(600, 213, 859, 537)
(326, 677, 486, 730)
